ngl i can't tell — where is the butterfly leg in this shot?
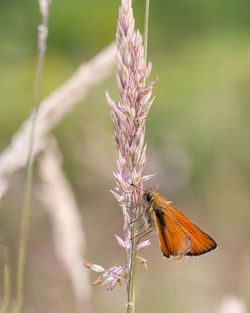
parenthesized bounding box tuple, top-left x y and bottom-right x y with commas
(136, 220, 146, 231)
(130, 225, 154, 243)
(129, 212, 144, 225)
(131, 220, 147, 238)
(136, 228, 154, 244)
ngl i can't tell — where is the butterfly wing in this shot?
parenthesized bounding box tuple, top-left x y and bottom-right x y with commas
(165, 203, 217, 256)
(151, 206, 192, 258)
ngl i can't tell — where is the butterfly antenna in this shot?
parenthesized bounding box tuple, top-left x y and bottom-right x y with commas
(130, 183, 145, 192)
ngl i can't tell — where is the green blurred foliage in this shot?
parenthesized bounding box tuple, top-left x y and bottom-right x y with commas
(0, 0, 250, 313)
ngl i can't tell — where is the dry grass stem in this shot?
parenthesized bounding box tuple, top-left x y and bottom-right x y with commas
(38, 137, 92, 313)
(0, 42, 115, 202)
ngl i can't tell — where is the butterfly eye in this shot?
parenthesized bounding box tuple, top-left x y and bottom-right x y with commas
(145, 192, 153, 202)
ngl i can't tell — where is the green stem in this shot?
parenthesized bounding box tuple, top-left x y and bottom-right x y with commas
(127, 207, 140, 313)
(144, 0, 150, 66)
(2, 263, 11, 313)
(129, 235, 138, 313)
(15, 6, 49, 313)
(15, 147, 35, 313)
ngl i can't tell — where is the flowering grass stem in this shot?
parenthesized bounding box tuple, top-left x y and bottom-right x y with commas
(107, 0, 155, 311)
(84, 0, 154, 309)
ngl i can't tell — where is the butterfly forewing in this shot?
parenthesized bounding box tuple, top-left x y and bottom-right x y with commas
(164, 202, 217, 256)
(151, 206, 192, 258)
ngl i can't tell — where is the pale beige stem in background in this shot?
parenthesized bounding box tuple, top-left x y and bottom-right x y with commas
(38, 137, 92, 313)
(0, 42, 115, 202)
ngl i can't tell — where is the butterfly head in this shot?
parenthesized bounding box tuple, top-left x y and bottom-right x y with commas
(143, 189, 155, 203)
(130, 184, 160, 205)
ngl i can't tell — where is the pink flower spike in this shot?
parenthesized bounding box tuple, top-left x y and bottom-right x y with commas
(106, 0, 156, 297)
(83, 262, 105, 272)
(115, 234, 129, 249)
(137, 240, 151, 251)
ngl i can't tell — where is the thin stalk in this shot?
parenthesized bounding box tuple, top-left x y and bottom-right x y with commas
(144, 0, 150, 65)
(15, 151, 35, 313)
(15, 2, 50, 312)
(127, 216, 139, 313)
(2, 263, 11, 313)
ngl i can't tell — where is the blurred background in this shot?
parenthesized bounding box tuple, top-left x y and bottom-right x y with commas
(0, 0, 249, 312)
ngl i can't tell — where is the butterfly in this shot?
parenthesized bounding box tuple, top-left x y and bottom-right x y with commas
(140, 189, 217, 260)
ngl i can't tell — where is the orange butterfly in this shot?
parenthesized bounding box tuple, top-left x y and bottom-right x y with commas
(141, 189, 217, 260)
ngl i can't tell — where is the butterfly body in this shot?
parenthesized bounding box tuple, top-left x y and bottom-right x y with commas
(142, 189, 217, 260)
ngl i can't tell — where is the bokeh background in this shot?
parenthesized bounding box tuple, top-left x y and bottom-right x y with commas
(0, 0, 250, 312)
